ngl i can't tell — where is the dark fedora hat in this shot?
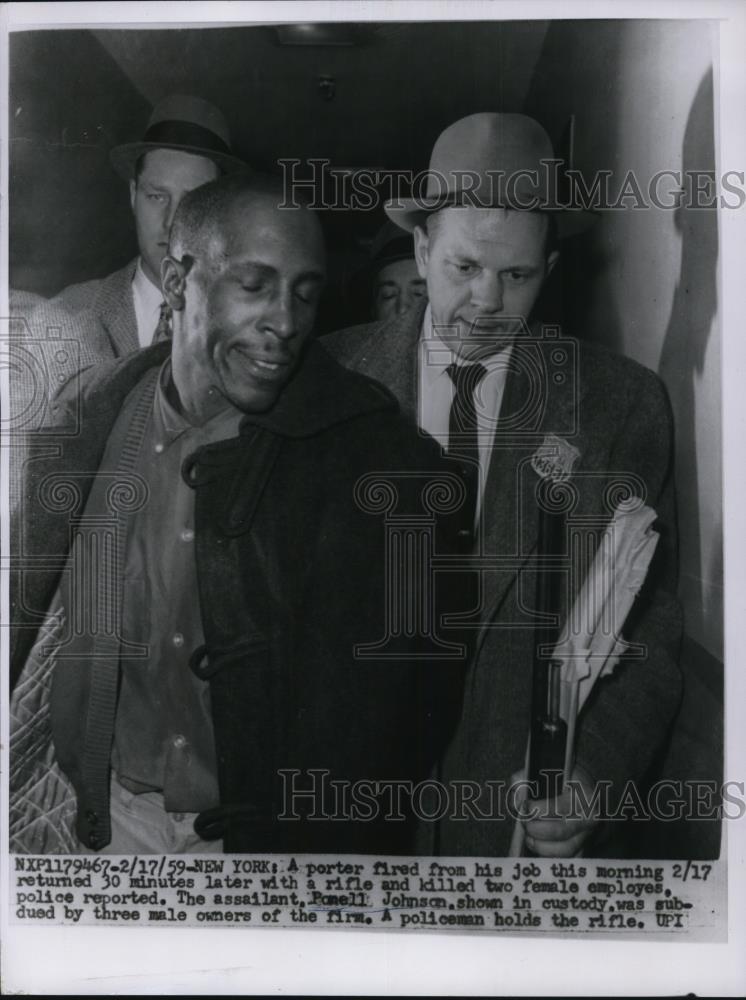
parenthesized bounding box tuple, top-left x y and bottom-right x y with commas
(369, 220, 416, 271)
(348, 221, 416, 296)
(110, 94, 247, 179)
(385, 112, 596, 238)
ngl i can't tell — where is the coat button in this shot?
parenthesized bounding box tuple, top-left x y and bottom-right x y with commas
(86, 810, 99, 826)
(188, 644, 213, 679)
(88, 832, 100, 848)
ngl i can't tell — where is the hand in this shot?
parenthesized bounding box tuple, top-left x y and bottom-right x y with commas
(512, 764, 600, 858)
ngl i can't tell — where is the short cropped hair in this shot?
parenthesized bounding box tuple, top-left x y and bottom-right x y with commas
(424, 207, 559, 259)
(168, 171, 287, 266)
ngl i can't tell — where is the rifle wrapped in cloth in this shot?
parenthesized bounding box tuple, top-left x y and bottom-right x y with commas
(510, 496, 661, 856)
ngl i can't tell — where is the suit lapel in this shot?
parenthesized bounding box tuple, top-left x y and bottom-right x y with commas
(476, 333, 586, 642)
(97, 260, 139, 357)
(332, 310, 587, 637)
(340, 310, 584, 631)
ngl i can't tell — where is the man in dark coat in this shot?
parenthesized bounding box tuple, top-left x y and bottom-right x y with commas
(10, 173, 466, 855)
(323, 113, 683, 858)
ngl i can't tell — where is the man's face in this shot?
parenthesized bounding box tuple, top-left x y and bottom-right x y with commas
(170, 194, 326, 416)
(130, 148, 220, 286)
(373, 258, 427, 321)
(414, 207, 558, 360)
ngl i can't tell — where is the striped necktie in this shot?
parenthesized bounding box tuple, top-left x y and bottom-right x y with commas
(152, 302, 172, 344)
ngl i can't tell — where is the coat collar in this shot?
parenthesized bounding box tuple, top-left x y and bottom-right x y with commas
(238, 338, 398, 437)
(329, 301, 585, 442)
(332, 301, 426, 424)
(327, 305, 590, 629)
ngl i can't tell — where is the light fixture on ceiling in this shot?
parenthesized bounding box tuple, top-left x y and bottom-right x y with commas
(274, 24, 362, 47)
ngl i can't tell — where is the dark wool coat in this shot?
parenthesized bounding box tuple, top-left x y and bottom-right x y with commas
(11, 340, 467, 854)
(322, 301, 683, 856)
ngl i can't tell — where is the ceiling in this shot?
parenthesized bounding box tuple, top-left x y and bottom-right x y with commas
(9, 20, 549, 299)
(91, 22, 550, 173)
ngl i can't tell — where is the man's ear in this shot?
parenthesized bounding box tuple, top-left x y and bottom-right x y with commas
(546, 249, 560, 277)
(129, 179, 136, 212)
(161, 254, 190, 311)
(413, 224, 430, 280)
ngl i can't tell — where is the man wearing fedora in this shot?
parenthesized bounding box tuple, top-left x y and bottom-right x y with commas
(324, 112, 682, 858)
(367, 221, 427, 323)
(10, 95, 245, 509)
(29, 93, 245, 364)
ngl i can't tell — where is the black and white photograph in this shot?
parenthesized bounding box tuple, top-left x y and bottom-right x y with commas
(1, 0, 744, 995)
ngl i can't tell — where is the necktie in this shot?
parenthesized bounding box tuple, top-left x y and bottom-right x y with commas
(152, 302, 172, 345)
(446, 361, 487, 546)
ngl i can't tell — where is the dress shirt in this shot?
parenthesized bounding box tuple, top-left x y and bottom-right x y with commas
(131, 258, 165, 348)
(111, 362, 243, 812)
(417, 305, 513, 527)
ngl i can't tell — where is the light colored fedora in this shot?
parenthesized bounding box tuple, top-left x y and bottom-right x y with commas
(385, 112, 596, 238)
(110, 94, 247, 179)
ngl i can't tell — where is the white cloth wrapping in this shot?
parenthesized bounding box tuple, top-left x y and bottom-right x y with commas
(508, 500, 660, 856)
(555, 502, 660, 724)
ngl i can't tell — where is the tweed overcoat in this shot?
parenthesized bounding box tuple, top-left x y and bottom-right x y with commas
(322, 301, 683, 856)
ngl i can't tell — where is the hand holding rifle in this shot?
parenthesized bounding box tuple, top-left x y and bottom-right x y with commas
(509, 490, 660, 857)
(512, 761, 599, 858)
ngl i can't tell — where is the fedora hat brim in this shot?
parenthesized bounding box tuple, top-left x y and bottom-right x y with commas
(385, 196, 598, 239)
(110, 141, 248, 180)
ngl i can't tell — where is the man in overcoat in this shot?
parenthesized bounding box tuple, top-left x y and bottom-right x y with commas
(10, 173, 466, 855)
(323, 113, 683, 857)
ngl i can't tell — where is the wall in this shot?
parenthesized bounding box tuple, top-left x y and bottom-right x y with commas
(525, 19, 722, 661)
(9, 31, 149, 294)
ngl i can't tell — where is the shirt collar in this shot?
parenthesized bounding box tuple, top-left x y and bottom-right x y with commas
(420, 304, 514, 386)
(153, 360, 243, 448)
(132, 258, 164, 317)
